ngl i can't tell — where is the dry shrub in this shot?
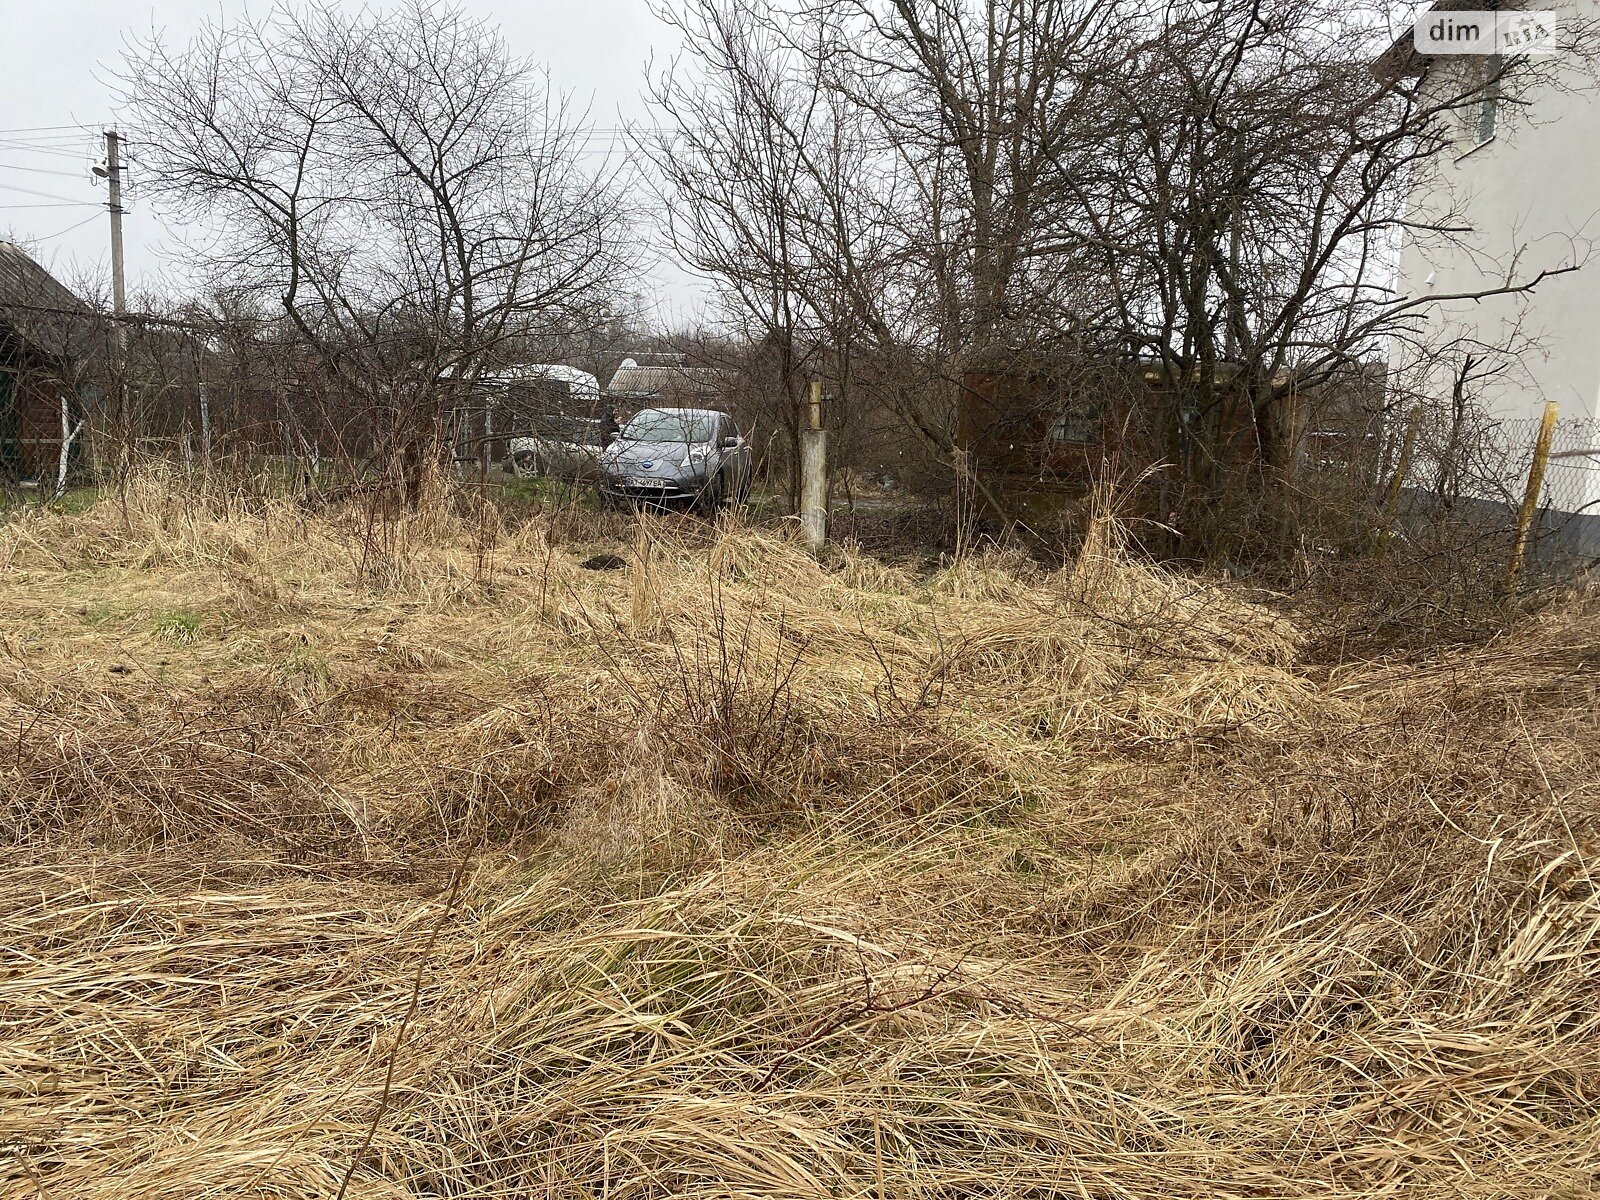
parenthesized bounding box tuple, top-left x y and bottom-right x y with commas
(553, 726, 746, 874)
(0, 660, 370, 854)
(922, 513, 1313, 747)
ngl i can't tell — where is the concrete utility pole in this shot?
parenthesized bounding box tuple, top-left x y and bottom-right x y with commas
(799, 379, 829, 552)
(104, 130, 127, 328)
(100, 130, 130, 456)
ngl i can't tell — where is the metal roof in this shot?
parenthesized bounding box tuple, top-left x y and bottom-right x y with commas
(446, 363, 602, 402)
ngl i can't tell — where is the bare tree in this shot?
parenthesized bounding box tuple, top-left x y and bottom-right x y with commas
(648, 2, 879, 504)
(1036, 0, 1593, 547)
(119, 0, 632, 505)
(659, 0, 1598, 554)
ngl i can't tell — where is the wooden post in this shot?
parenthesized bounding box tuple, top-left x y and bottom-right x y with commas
(799, 379, 828, 552)
(1506, 401, 1559, 592)
(1373, 408, 1421, 559)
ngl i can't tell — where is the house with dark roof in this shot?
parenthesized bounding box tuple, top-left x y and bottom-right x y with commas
(0, 241, 105, 483)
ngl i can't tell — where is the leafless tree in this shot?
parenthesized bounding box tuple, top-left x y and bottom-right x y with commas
(647, 2, 880, 504)
(119, 0, 633, 505)
(657, 0, 1597, 554)
(654, 1, 1127, 495)
(1040, 0, 1594, 547)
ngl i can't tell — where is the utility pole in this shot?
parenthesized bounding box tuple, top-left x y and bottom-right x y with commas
(104, 130, 127, 328)
(99, 129, 130, 465)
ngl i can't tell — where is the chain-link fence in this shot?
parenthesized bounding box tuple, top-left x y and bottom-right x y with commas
(1489, 416, 1600, 560)
(1543, 416, 1600, 522)
(1404, 413, 1600, 568)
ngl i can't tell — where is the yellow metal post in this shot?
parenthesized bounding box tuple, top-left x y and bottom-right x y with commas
(1506, 401, 1559, 592)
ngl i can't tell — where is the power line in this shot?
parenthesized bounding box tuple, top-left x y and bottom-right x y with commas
(0, 137, 90, 148)
(0, 162, 92, 179)
(29, 212, 102, 241)
(0, 202, 99, 210)
(0, 181, 97, 204)
(0, 134, 95, 147)
(0, 142, 92, 160)
(0, 137, 90, 147)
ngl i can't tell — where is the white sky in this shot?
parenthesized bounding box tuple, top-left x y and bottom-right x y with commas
(0, 0, 707, 324)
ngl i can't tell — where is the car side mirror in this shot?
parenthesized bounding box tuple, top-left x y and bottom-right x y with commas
(720, 436, 740, 449)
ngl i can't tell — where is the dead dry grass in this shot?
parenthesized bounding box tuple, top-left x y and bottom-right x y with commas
(0, 473, 1596, 1199)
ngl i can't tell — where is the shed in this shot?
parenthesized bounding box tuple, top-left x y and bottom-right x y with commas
(606, 359, 728, 408)
(0, 242, 104, 483)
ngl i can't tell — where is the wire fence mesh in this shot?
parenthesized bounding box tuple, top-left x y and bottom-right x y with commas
(1459, 414, 1600, 563)
(1383, 411, 1600, 576)
(1543, 417, 1600, 519)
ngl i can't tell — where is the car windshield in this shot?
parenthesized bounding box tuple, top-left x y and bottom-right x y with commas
(622, 410, 715, 444)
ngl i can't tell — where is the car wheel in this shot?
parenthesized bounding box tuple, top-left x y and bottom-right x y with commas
(511, 450, 541, 478)
(697, 477, 725, 515)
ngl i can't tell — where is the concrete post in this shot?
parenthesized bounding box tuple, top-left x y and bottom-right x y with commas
(800, 380, 828, 551)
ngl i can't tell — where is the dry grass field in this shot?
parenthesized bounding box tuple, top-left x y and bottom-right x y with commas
(1, 474, 1597, 1199)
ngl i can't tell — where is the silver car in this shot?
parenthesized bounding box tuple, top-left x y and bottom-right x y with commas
(507, 416, 605, 480)
(599, 407, 753, 510)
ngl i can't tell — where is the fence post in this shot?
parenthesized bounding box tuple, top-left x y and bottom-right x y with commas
(799, 379, 828, 552)
(1373, 408, 1421, 559)
(1506, 400, 1559, 593)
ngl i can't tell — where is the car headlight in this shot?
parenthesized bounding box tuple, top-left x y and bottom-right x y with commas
(678, 446, 711, 469)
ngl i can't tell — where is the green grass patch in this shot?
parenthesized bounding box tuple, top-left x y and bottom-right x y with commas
(152, 609, 205, 644)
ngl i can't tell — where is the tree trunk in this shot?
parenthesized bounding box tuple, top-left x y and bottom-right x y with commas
(1253, 385, 1301, 548)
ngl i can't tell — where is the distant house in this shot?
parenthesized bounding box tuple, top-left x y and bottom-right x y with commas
(0, 241, 103, 484)
(606, 357, 729, 409)
(443, 364, 602, 464)
(1380, 0, 1600, 551)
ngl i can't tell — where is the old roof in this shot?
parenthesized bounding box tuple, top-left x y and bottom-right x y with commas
(0, 240, 108, 365)
(509, 364, 601, 401)
(1374, 0, 1518, 81)
(606, 362, 727, 398)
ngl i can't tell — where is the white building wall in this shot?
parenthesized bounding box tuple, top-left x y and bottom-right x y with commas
(1393, 6, 1600, 525)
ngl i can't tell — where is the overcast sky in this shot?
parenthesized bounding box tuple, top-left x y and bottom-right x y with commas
(0, 0, 705, 322)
